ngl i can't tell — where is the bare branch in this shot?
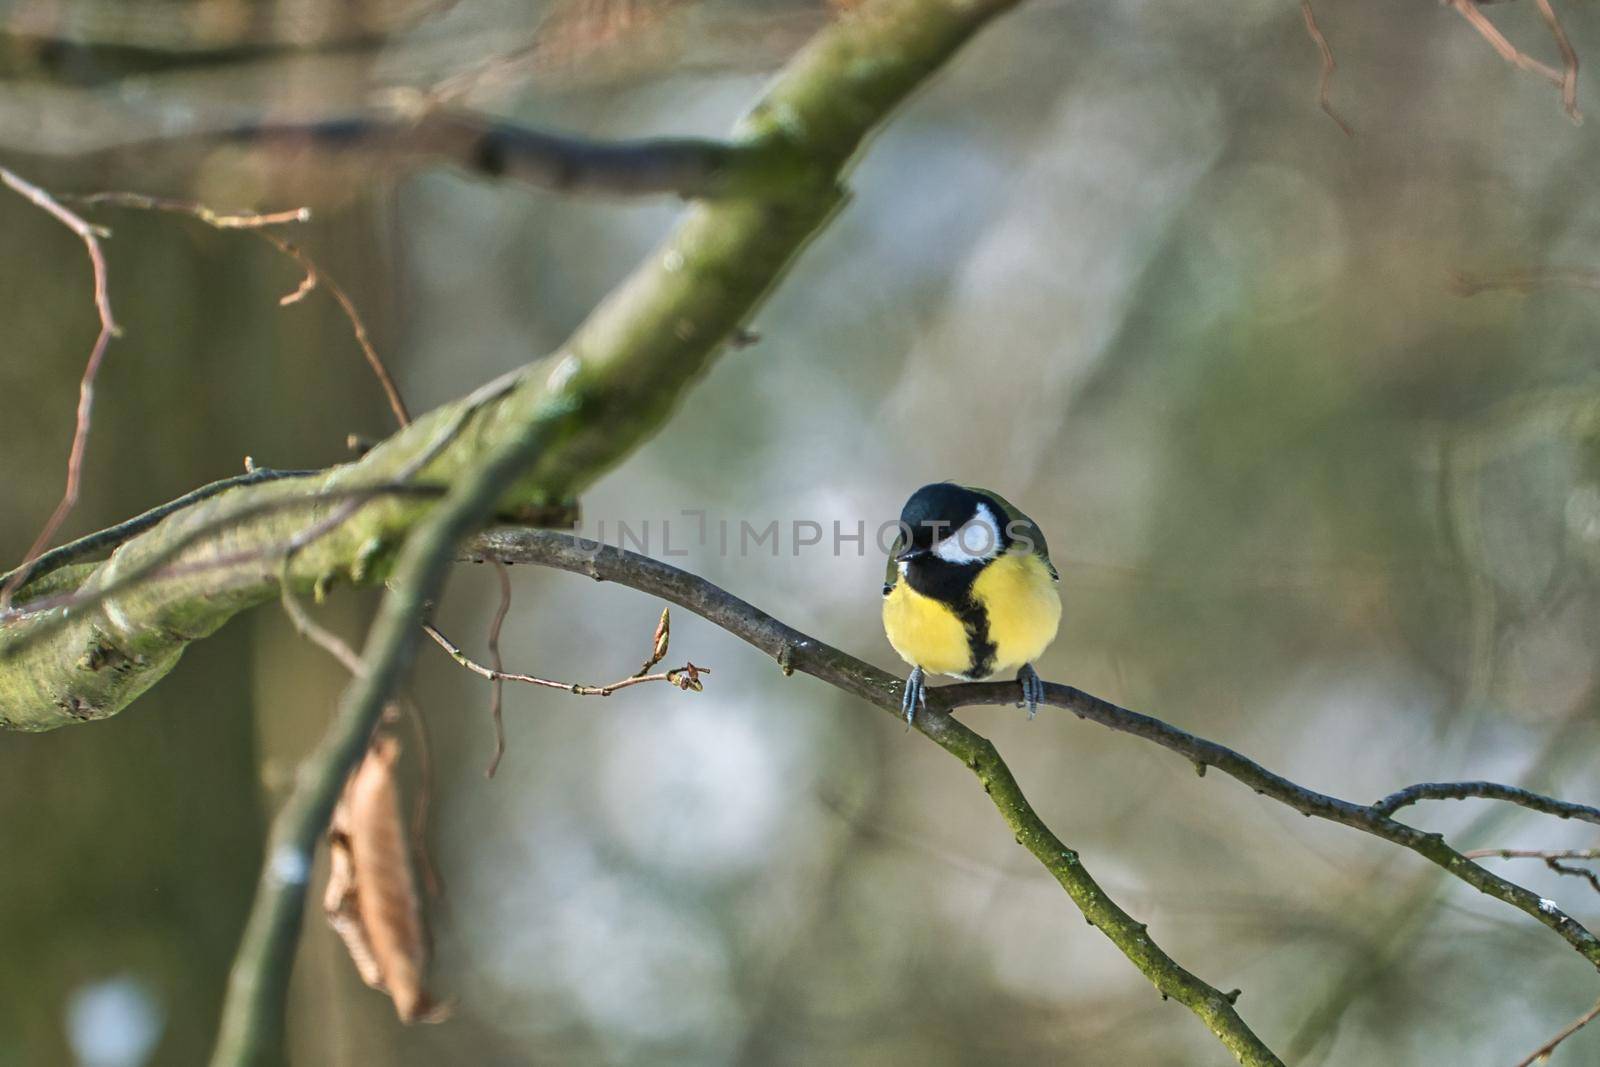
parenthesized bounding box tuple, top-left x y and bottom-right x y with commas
(179, 110, 788, 200)
(1466, 848, 1600, 861)
(1515, 997, 1600, 1067)
(1533, 0, 1582, 122)
(483, 561, 513, 778)
(0, 166, 122, 608)
(279, 561, 367, 678)
(1299, 1, 1354, 137)
(1373, 782, 1600, 824)
(69, 192, 412, 428)
(1446, 0, 1581, 122)
(471, 527, 1600, 978)
(422, 612, 706, 696)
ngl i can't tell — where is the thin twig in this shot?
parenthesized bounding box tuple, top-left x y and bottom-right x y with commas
(279, 560, 366, 676)
(1446, 0, 1579, 122)
(0, 467, 319, 597)
(1515, 996, 1600, 1067)
(422, 618, 706, 697)
(483, 561, 513, 778)
(1532, 0, 1581, 123)
(1299, 1, 1354, 137)
(1466, 848, 1600, 898)
(0, 167, 122, 609)
(1466, 848, 1600, 861)
(1545, 858, 1600, 898)
(71, 192, 412, 427)
(211, 111, 762, 200)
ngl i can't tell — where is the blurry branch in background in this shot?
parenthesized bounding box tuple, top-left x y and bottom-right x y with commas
(425, 0, 696, 102)
(0, 166, 120, 609)
(0, 173, 406, 608)
(0, 0, 452, 54)
(64, 192, 412, 427)
(1295, 0, 1582, 128)
(1298, 1, 1354, 137)
(483, 561, 514, 777)
(107, 110, 808, 201)
(1466, 848, 1600, 897)
(1516, 997, 1600, 1067)
(1445, 0, 1581, 122)
(1452, 267, 1600, 295)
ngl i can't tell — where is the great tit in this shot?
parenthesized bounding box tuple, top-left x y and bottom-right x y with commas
(882, 483, 1061, 724)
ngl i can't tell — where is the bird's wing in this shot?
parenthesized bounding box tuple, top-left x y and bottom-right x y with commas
(966, 485, 1058, 580)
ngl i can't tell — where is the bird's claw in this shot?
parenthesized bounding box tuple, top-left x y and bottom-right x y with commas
(902, 666, 926, 728)
(1017, 663, 1044, 720)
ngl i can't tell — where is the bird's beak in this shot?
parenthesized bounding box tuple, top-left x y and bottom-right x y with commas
(894, 546, 928, 563)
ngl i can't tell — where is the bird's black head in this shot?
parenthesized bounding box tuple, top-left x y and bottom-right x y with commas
(894, 482, 1007, 564)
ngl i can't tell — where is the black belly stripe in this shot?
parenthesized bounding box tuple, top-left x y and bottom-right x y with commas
(903, 557, 997, 679)
(956, 598, 997, 680)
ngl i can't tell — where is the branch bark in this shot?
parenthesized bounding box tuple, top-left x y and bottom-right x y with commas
(470, 528, 1600, 986)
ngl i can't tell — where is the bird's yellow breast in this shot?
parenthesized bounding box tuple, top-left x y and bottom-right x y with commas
(882, 550, 1061, 680)
(972, 550, 1061, 676)
(882, 581, 974, 678)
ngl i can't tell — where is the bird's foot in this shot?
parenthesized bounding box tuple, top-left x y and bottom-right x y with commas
(901, 666, 926, 728)
(1017, 663, 1044, 720)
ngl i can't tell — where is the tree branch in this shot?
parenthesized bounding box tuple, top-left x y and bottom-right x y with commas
(465, 528, 1281, 1064)
(1373, 781, 1600, 824)
(468, 527, 1600, 982)
(216, 110, 802, 200)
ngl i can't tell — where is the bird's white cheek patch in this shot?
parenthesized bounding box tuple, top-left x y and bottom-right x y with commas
(934, 503, 1002, 564)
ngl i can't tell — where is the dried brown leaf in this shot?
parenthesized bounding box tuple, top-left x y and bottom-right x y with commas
(323, 735, 448, 1024)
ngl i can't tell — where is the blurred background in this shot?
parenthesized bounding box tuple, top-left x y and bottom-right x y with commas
(4, 0, 1600, 1063)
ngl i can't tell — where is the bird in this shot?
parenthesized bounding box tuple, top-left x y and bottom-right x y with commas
(882, 482, 1061, 725)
